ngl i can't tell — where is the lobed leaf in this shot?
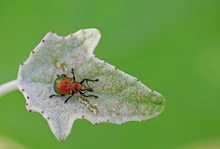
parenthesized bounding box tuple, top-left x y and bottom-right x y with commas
(17, 28, 165, 141)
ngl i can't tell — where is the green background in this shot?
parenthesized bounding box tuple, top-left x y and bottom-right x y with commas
(0, 0, 220, 149)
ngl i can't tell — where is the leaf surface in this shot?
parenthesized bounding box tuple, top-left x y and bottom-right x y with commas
(18, 29, 165, 141)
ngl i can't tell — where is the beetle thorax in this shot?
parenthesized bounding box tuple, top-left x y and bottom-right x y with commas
(72, 83, 85, 92)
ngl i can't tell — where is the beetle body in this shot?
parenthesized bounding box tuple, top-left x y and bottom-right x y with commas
(54, 77, 86, 95)
(49, 68, 99, 103)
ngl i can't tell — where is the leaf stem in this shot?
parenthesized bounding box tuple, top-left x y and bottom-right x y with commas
(0, 80, 18, 97)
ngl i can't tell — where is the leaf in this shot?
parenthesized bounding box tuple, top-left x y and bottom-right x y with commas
(17, 28, 165, 141)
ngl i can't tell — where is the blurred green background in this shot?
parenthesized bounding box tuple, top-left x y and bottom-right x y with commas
(0, 0, 220, 149)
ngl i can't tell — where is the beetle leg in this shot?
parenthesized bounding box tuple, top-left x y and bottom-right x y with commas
(57, 74, 60, 77)
(71, 68, 76, 81)
(80, 79, 99, 84)
(80, 91, 98, 98)
(79, 79, 99, 87)
(61, 74, 67, 77)
(81, 90, 88, 93)
(49, 94, 65, 98)
(64, 92, 74, 103)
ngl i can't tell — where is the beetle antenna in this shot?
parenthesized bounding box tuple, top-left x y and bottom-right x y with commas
(71, 68, 76, 80)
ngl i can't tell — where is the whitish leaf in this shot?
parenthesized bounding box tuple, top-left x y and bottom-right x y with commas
(17, 28, 165, 141)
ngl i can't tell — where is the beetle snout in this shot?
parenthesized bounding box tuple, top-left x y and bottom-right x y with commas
(87, 88, 93, 92)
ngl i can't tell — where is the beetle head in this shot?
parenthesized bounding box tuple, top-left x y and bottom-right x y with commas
(87, 88, 93, 92)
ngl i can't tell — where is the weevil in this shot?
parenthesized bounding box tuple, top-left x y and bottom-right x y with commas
(49, 68, 99, 103)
